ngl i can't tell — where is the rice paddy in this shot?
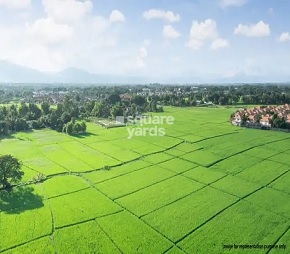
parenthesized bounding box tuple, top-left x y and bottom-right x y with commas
(0, 106, 290, 253)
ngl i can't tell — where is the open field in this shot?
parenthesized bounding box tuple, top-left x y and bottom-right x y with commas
(1, 106, 290, 253)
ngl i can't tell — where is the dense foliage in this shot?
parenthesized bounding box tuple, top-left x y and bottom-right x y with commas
(0, 155, 23, 189)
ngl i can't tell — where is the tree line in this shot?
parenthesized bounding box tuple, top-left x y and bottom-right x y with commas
(0, 99, 86, 136)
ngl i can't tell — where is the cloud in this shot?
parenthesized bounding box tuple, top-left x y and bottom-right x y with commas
(163, 25, 181, 39)
(143, 9, 180, 22)
(210, 38, 229, 50)
(139, 47, 147, 58)
(42, 0, 93, 24)
(0, 0, 31, 9)
(26, 18, 73, 46)
(142, 39, 151, 47)
(279, 32, 290, 42)
(109, 10, 125, 23)
(186, 19, 218, 50)
(136, 46, 148, 68)
(234, 21, 270, 37)
(219, 0, 247, 8)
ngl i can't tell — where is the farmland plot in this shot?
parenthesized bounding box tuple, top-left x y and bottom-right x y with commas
(0, 202, 52, 251)
(180, 149, 222, 167)
(39, 144, 93, 172)
(49, 188, 122, 228)
(96, 165, 176, 199)
(236, 160, 289, 185)
(268, 171, 290, 194)
(158, 158, 199, 173)
(83, 160, 151, 184)
(54, 221, 120, 253)
(1, 237, 55, 254)
(60, 141, 120, 169)
(142, 187, 238, 242)
(41, 175, 90, 199)
(182, 166, 226, 184)
(1, 106, 290, 253)
(97, 211, 172, 253)
(116, 175, 204, 216)
(209, 153, 263, 175)
(178, 201, 289, 254)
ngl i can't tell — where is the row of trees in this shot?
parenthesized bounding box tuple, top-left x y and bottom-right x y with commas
(82, 94, 162, 120)
(0, 93, 162, 136)
(0, 99, 87, 136)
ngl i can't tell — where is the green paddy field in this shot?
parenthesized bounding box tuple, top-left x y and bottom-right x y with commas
(0, 106, 289, 253)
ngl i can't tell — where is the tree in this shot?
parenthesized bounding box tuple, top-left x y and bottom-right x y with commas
(254, 114, 262, 123)
(110, 104, 124, 119)
(28, 103, 42, 120)
(61, 112, 71, 124)
(73, 122, 82, 133)
(132, 95, 146, 106)
(19, 102, 29, 118)
(0, 155, 23, 189)
(80, 121, 86, 132)
(41, 102, 50, 115)
(65, 122, 74, 135)
(107, 94, 121, 105)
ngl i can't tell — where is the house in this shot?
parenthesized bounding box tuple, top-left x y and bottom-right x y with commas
(260, 116, 271, 127)
(248, 115, 255, 123)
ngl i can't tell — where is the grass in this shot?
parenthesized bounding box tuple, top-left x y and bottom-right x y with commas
(49, 188, 122, 228)
(180, 149, 222, 167)
(268, 171, 290, 194)
(116, 175, 204, 217)
(182, 166, 226, 184)
(142, 187, 238, 242)
(97, 211, 172, 253)
(83, 160, 151, 184)
(0, 201, 52, 251)
(41, 175, 90, 199)
(1, 237, 55, 254)
(1, 105, 290, 253)
(54, 221, 120, 253)
(178, 201, 289, 254)
(59, 141, 120, 168)
(211, 175, 262, 197)
(95, 165, 176, 199)
(236, 160, 289, 185)
(158, 158, 199, 173)
(245, 187, 290, 219)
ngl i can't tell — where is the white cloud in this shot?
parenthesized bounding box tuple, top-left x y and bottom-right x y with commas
(42, 0, 93, 24)
(279, 32, 290, 42)
(0, 0, 31, 9)
(142, 39, 151, 47)
(210, 38, 229, 50)
(139, 46, 147, 58)
(234, 21, 270, 37)
(143, 9, 180, 22)
(186, 19, 218, 50)
(220, 0, 247, 8)
(163, 25, 181, 39)
(26, 18, 73, 46)
(136, 46, 148, 68)
(109, 10, 125, 23)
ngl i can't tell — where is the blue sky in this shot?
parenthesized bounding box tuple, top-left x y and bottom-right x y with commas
(0, 0, 290, 83)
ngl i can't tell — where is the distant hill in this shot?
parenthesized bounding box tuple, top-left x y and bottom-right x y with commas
(0, 60, 149, 84)
(0, 60, 289, 84)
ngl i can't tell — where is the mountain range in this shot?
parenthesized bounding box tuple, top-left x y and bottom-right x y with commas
(0, 60, 289, 85)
